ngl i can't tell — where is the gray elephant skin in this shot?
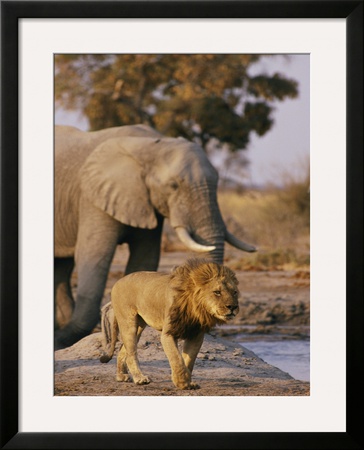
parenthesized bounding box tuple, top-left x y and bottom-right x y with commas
(55, 124, 256, 349)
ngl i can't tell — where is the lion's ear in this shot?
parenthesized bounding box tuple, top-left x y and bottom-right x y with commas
(226, 267, 239, 285)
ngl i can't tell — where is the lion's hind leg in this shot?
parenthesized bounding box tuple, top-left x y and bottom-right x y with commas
(119, 316, 150, 385)
(116, 345, 131, 382)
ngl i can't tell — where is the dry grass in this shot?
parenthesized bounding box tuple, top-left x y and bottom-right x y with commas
(219, 166, 310, 270)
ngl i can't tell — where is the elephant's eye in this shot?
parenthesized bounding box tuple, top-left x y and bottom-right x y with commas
(170, 181, 179, 190)
(213, 290, 221, 296)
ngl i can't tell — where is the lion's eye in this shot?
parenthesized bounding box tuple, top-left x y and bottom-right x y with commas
(213, 290, 221, 296)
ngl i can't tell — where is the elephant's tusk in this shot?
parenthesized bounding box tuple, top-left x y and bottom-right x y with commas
(225, 230, 257, 252)
(175, 227, 216, 253)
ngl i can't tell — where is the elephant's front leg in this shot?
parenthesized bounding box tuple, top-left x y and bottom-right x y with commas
(160, 332, 197, 390)
(55, 204, 121, 349)
(124, 213, 164, 274)
(54, 257, 75, 329)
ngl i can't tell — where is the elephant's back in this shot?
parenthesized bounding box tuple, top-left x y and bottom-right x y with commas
(55, 126, 94, 165)
(54, 123, 163, 200)
(55, 126, 90, 211)
(55, 126, 90, 257)
(55, 124, 162, 162)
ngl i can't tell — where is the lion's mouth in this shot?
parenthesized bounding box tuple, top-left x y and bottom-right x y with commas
(224, 313, 236, 320)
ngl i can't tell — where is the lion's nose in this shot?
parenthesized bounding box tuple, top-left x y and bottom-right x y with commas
(227, 305, 238, 312)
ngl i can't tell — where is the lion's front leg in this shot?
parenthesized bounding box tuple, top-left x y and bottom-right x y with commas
(160, 332, 196, 390)
(181, 332, 204, 389)
(182, 332, 204, 372)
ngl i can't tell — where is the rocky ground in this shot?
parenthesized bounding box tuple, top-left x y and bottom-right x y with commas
(55, 247, 310, 397)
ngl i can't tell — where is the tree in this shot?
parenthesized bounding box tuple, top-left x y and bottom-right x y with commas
(55, 54, 298, 152)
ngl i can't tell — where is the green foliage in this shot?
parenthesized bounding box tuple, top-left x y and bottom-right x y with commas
(55, 54, 298, 151)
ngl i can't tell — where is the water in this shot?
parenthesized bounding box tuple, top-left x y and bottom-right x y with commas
(238, 338, 310, 382)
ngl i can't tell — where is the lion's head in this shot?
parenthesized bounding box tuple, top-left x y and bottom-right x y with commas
(167, 258, 240, 340)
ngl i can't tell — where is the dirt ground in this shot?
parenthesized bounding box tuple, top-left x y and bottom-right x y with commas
(55, 246, 310, 396)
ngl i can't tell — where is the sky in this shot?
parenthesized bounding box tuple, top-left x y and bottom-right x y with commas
(55, 54, 310, 187)
(246, 54, 310, 186)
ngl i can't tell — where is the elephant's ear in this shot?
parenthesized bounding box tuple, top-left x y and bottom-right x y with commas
(80, 138, 157, 229)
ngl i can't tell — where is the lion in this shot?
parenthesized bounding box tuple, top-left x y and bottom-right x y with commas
(99, 258, 239, 390)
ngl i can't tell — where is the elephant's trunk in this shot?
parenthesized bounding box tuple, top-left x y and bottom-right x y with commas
(192, 184, 257, 256)
(192, 223, 226, 264)
(225, 229, 256, 252)
(205, 238, 225, 264)
(175, 225, 257, 259)
(171, 183, 256, 264)
(185, 190, 227, 263)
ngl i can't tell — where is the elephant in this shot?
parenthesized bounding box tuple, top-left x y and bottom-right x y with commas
(54, 124, 256, 349)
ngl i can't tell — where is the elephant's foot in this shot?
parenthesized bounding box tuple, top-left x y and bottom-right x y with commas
(55, 287, 75, 329)
(54, 324, 91, 350)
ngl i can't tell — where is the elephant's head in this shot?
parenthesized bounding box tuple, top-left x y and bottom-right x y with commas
(80, 135, 256, 263)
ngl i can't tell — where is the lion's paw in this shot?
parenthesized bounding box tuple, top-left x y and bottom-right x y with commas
(177, 381, 200, 390)
(134, 376, 151, 385)
(116, 374, 131, 382)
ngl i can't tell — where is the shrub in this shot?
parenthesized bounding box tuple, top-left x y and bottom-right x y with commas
(218, 161, 310, 269)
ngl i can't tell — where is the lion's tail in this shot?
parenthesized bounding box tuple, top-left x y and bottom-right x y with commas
(99, 301, 118, 363)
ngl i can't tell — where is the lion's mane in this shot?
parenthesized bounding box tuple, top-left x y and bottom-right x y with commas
(167, 258, 239, 340)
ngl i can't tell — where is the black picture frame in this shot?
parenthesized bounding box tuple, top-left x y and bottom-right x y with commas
(1, 1, 363, 449)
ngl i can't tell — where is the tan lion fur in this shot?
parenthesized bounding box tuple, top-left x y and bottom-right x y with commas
(100, 258, 239, 390)
(167, 258, 239, 340)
